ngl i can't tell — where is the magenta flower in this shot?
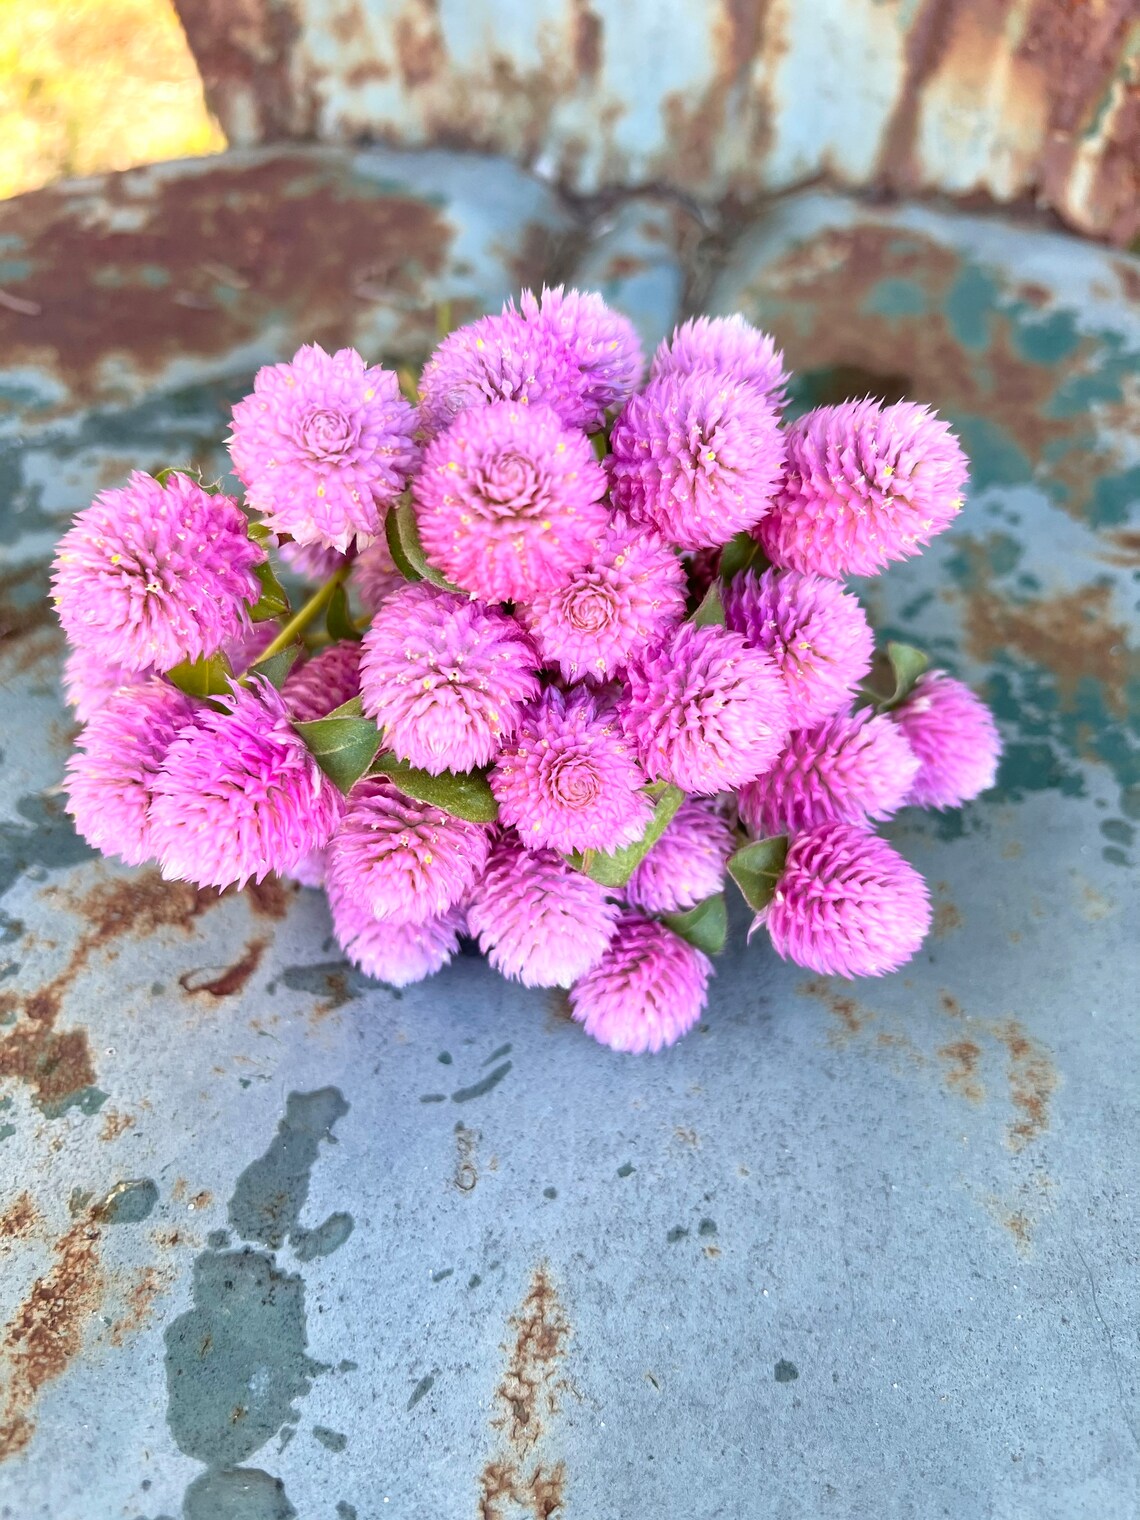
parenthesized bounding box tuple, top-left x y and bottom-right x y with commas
(148, 678, 343, 889)
(51, 470, 264, 673)
(758, 822, 931, 978)
(759, 400, 968, 578)
(623, 622, 790, 794)
(569, 912, 712, 1054)
(350, 537, 404, 615)
(466, 840, 619, 987)
(651, 315, 788, 408)
(228, 344, 419, 552)
(414, 401, 609, 604)
(890, 671, 1002, 808)
(738, 709, 919, 837)
(290, 849, 327, 889)
(329, 881, 465, 987)
(65, 678, 197, 867)
(283, 641, 363, 722)
(491, 687, 652, 854)
(519, 520, 686, 681)
(62, 645, 149, 722)
(724, 568, 874, 729)
(360, 583, 539, 773)
(609, 372, 784, 550)
(324, 777, 489, 925)
(277, 539, 350, 583)
(222, 619, 279, 675)
(518, 286, 643, 422)
(418, 310, 590, 436)
(625, 797, 735, 913)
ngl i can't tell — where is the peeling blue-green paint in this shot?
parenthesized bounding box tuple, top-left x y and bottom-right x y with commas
(182, 1467, 297, 1520)
(227, 1088, 350, 1250)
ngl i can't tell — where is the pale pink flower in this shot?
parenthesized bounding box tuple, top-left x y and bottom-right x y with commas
(283, 641, 363, 722)
(517, 286, 643, 421)
(350, 537, 404, 615)
(329, 881, 465, 987)
(569, 912, 712, 1054)
(891, 671, 1001, 808)
(652, 315, 788, 408)
(625, 798, 735, 914)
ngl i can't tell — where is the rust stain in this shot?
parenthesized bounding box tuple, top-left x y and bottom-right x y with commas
(0, 564, 63, 677)
(1098, 528, 1140, 569)
(393, 0, 446, 89)
(798, 976, 874, 1040)
(571, 0, 603, 80)
(874, 0, 963, 187)
(939, 991, 963, 1019)
(673, 1126, 699, 1147)
(454, 1122, 478, 1193)
(173, 0, 310, 142)
(107, 1265, 170, 1347)
(0, 1194, 40, 1241)
(98, 1109, 135, 1142)
(932, 896, 963, 939)
(938, 1039, 985, 1103)
(1074, 875, 1116, 923)
(178, 937, 267, 998)
(988, 1018, 1058, 1152)
(1002, 1208, 1033, 1255)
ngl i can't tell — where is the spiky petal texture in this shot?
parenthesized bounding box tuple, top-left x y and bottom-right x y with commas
(64, 678, 197, 867)
(519, 520, 686, 682)
(491, 687, 652, 854)
(149, 679, 342, 889)
(62, 645, 149, 722)
(651, 315, 788, 408)
(890, 670, 1002, 809)
(569, 912, 712, 1054)
(283, 641, 363, 722)
(418, 310, 591, 436)
(738, 709, 920, 837)
(609, 372, 784, 550)
(623, 622, 790, 795)
(51, 470, 263, 672)
(228, 344, 419, 552)
(724, 568, 874, 729)
(758, 400, 968, 578)
(758, 822, 931, 978)
(466, 841, 619, 987)
(360, 584, 540, 773)
(518, 286, 643, 421)
(324, 777, 489, 925)
(329, 881, 464, 987)
(625, 797, 736, 913)
(414, 402, 609, 604)
(350, 537, 404, 614)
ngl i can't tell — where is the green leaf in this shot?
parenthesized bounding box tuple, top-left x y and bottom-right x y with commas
(860, 641, 930, 712)
(385, 497, 459, 591)
(370, 754, 499, 823)
(662, 892, 728, 955)
(247, 521, 275, 544)
(727, 836, 788, 914)
(689, 580, 726, 628)
(153, 465, 223, 494)
(166, 651, 235, 699)
(589, 429, 608, 461)
(578, 783, 685, 888)
(719, 530, 770, 582)
(325, 581, 360, 642)
(323, 694, 364, 719)
(248, 559, 292, 623)
(247, 643, 301, 690)
(293, 713, 383, 794)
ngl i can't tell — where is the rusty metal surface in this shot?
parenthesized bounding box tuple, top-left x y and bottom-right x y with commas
(173, 0, 1140, 244)
(0, 153, 1138, 1518)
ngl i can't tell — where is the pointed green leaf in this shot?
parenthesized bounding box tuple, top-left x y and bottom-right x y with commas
(293, 713, 383, 794)
(248, 559, 292, 623)
(719, 530, 770, 582)
(579, 783, 685, 888)
(370, 754, 499, 823)
(247, 521, 275, 544)
(385, 497, 459, 591)
(727, 836, 788, 914)
(689, 579, 726, 628)
(154, 465, 223, 494)
(166, 651, 235, 699)
(247, 643, 301, 690)
(662, 892, 728, 955)
(325, 581, 360, 642)
(859, 641, 930, 712)
(323, 694, 364, 720)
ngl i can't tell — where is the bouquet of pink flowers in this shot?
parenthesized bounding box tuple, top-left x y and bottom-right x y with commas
(52, 289, 1001, 1054)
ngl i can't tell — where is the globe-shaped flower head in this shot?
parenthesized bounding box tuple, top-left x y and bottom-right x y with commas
(569, 912, 712, 1054)
(62, 645, 148, 723)
(329, 883, 465, 988)
(518, 286, 644, 422)
(759, 400, 968, 578)
(360, 583, 540, 773)
(228, 343, 419, 553)
(625, 797, 735, 914)
(609, 371, 784, 550)
(52, 470, 264, 673)
(414, 402, 609, 604)
(757, 822, 931, 978)
(890, 670, 1001, 808)
(283, 641, 363, 722)
(652, 315, 788, 408)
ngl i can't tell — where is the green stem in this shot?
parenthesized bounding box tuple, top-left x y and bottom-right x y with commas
(256, 565, 350, 665)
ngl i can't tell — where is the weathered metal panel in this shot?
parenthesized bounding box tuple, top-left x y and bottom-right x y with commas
(175, 0, 1140, 242)
(0, 161, 1138, 1517)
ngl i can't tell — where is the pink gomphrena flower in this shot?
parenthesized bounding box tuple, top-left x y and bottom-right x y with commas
(228, 344, 419, 553)
(724, 568, 874, 730)
(64, 678, 197, 867)
(466, 840, 619, 988)
(277, 539, 349, 583)
(608, 371, 784, 551)
(418, 309, 590, 437)
(625, 797, 736, 914)
(517, 286, 644, 422)
(758, 399, 968, 579)
(350, 536, 404, 615)
(329, 878, 465, 988)
(738, 709, 920, 837)
(569, 912, 712, 1054)
(414, 402, 609, 604)
(623, 622, 790, 795)
(360, 584, 539, 774)
(62, 645, 149, 723)
(490, 686, 652, 855)
(222, 619, 278, 675)
(890, 670, 1002, 809)
(324, 777, 490, 925)
(757, 822, 932, 978)
(148, 678, 343, 890)
(519, 519, 686, 682)
(51, 470, 264, 673)
(283, 641, 363, 722)
(651, 315, 788, 409)
(290, 849, 327, 889)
